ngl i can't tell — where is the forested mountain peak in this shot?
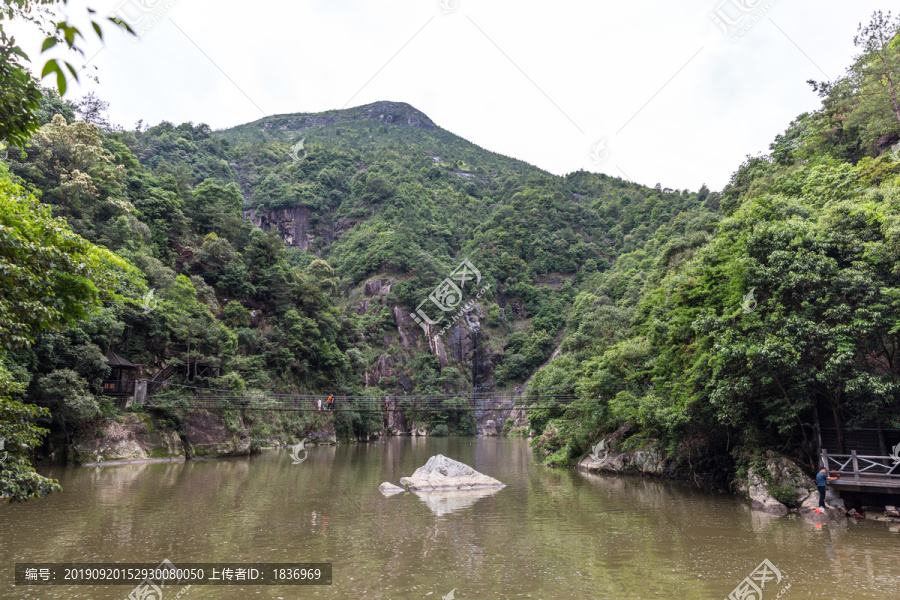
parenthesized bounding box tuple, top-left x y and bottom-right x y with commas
(213, 99, 554, 190)
(227, 101, 440, 138)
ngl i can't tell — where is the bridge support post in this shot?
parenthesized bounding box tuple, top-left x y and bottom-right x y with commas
(133, 380, 148, 406)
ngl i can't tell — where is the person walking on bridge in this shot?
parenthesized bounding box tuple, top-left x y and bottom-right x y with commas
(326, 394, 334, 411)
(317, 398, 322, 411)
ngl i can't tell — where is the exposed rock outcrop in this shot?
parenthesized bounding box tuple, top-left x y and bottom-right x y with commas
(243, 207, 312, 249)
(392, 307, 413, 349)
(398, 454, 505, 491)
(733, 453, 844, 521)
(182, 411, 251, 458)
(738, 467, 789, 516)
(255, 101, 439, 134)
(366, 354, 395, 387)
(576, 423, 675, 477)
(578, 446, 673, 477)
(381, 396, 407, 435)
(70, 410, 338, 465)
(364, 278, 395, 297)
(305, 423, 338, 444)
(71, 414, 183, 465)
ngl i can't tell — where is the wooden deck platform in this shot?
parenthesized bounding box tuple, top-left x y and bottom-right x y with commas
(830, 479, 900, 494)
(821, 450, 900, 494)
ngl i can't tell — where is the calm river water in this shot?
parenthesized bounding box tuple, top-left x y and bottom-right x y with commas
(2, 437, 900, 599)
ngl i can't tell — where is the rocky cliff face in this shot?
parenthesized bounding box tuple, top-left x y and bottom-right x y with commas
(356, 276, 507, 433)
(243, 207, 313, 249)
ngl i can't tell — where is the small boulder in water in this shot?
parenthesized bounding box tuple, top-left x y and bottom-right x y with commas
(378, 482, 404, 494)
(399, 454, 505, 491)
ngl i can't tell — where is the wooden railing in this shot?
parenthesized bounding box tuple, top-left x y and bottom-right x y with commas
(821, 449, 900, 482)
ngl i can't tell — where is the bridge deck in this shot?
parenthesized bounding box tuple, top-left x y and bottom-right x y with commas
(821, 450, 900, 494)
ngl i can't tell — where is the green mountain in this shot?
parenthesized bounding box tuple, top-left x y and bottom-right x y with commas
(2, 95, 712, 448)
(3, 13, 900, 498)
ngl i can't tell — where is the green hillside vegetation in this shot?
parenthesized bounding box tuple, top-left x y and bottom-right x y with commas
(529, 11, 900, 476)
(0, 87, 711, 498)
(1, 2, 899, 502)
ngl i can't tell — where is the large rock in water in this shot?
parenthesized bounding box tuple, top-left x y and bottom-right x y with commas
(740, 467, 789, 516)
(399, 454, 505, 491)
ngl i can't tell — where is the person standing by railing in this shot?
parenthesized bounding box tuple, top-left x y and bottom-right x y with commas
(815, 468, 838, 512)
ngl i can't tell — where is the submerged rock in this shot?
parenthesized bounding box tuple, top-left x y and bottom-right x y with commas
(399, 454, 505, 491)
(800, 505, 845, 523)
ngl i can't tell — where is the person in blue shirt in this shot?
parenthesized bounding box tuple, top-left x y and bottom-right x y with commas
(816, 468, 837, 509)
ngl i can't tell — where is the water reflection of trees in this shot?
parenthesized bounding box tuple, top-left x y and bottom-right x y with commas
(6, 439, 900, 599)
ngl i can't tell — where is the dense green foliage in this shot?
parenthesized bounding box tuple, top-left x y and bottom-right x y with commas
(530, 14, 900, 475)
(0, 94, 711, 478)
(0, 164, 128, 501)
(3, 4, 900, 503)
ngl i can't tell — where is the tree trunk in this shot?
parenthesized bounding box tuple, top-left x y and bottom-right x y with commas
(829, 393, 846, 454)
(886, 72, 900, 128)
(875, 44, 900, 128)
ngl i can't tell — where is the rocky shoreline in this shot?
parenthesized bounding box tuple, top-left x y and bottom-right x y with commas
(54, 410, 339, 467)
(575, 440, 900, 525)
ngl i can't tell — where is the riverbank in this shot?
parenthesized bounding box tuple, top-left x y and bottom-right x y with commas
(44, 410, 900, 526)
(50, 407, 515, 467)
(48, 409, 340, 466)
(573, 438, 900, 524)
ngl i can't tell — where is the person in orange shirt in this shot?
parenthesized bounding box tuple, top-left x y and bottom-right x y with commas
(326, 394, 334, 411)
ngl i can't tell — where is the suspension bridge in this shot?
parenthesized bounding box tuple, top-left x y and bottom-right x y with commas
(138, 380, 578, 414)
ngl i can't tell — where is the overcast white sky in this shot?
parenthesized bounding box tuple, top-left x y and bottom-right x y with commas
(8, 0, 889, 190)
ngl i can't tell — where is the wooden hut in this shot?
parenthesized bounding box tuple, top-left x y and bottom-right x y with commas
(103, 351, 139, 398)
